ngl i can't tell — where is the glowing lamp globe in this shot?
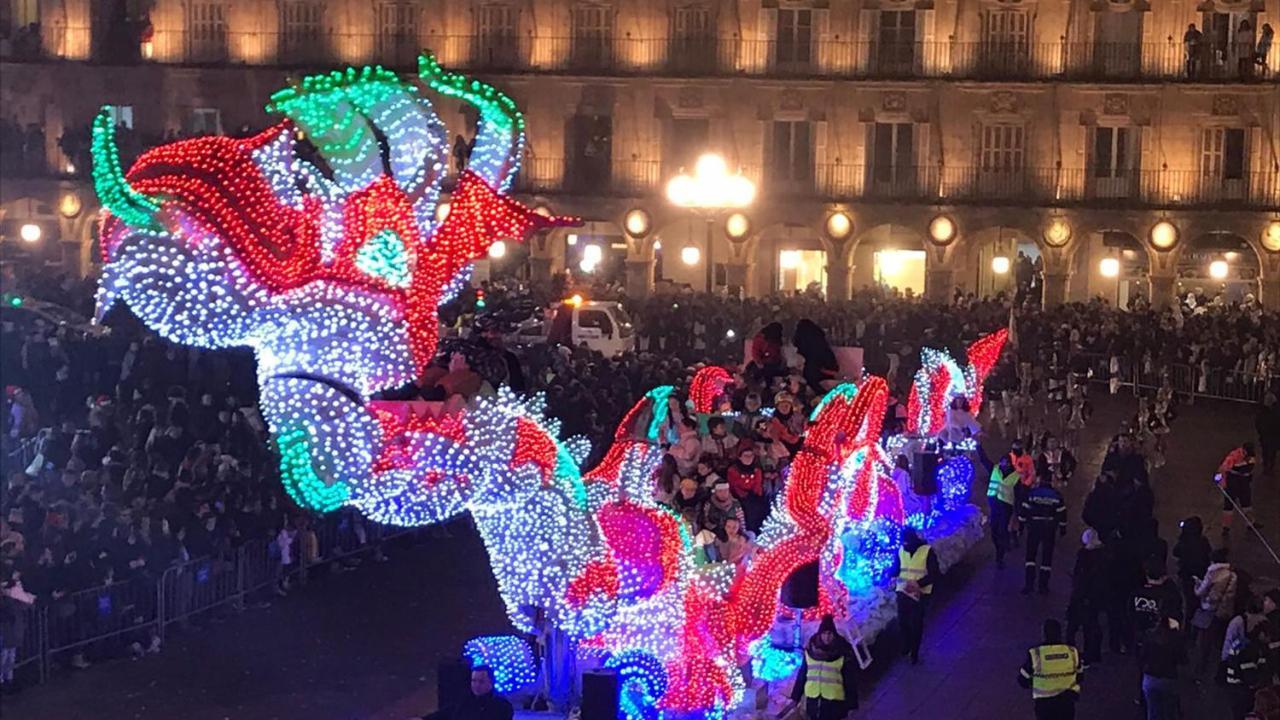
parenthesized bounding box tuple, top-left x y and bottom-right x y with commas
(779, 250, 801, 270)
(1208, 260, 1229, 280)
(488, 240, 507, 259)
(1099, 257, 1120, 278)
(1265, 221, 1280, 253)
(928, 215, 956, 245)
(725, 212, 750, 239)
(19, 223, 41, 243)
(826, 211, 853, 240)
(1150, 220, 1178, 250)
(681, 246, 701, 266)
(991, 256, 1011, 275)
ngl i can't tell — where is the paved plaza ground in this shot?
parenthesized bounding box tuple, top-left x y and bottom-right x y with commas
(3, 392, 1273, 720)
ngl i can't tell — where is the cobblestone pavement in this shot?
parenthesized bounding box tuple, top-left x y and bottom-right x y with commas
(4, 393, 1270, 720)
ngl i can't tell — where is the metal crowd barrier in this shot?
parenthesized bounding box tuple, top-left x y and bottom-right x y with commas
(8, 515, 416, 686)
(1075, 352, 1275, 405)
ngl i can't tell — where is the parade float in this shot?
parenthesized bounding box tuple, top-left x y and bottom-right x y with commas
(90, 56, 1006, 718)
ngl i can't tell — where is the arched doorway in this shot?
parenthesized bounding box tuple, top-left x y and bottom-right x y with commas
(1069, 229, 1150, 307)
(963, 226, 1041, 299)
(761, 223, 829, 297)
(1178, 232, 1260, 303)
(849, 224, 928, 297)
(561, 220, 627, 287)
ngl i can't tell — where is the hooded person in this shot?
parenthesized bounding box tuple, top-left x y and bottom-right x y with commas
(792, 318, 839, 395)
(790, 615, 859, 720)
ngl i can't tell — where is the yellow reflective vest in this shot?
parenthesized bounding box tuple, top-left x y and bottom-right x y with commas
(987, 467, 1019, 505)
(803, 653, 846, 701)
(895, 545, 933, 595)
(1029, 644, 1080, 699)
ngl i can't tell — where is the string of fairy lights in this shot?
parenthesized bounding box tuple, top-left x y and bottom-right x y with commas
(92, 54, 1009, 718)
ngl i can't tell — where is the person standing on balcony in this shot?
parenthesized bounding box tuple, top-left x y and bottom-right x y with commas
(1236, 20, 1256, 80)
(1184, 23, 1204, 78)
(1258, 24, 1275, 79)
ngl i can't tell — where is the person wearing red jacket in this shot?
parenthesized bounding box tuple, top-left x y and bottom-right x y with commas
(1217, 442, 1259, 536)
(728, 443, 767, 532)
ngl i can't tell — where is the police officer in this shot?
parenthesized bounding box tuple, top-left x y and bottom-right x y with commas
(790, 615, 858, 720)
(1018, 470, 1067, 594)
(1018, 619, 1082, 720)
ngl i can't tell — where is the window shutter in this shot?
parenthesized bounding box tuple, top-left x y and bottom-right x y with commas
(856, 122, 870, 194)
(1248, 126, 1265, 176)
(914, 122, 931, 189)
(917, 9, 935, 73)
(815, 119, 829, 170)
(759, 8, 778, 70)
(858, 10, 877, 71)
(814, 8, 831, 70)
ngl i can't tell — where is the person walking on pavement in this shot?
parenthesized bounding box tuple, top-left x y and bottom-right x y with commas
(985, 453, 1021, 569)
(1067, 528, 1108, 668)
(1225, 622, 1274, 720)
(1192, 546, 1238, 678)
(891, 526, 939, 664)
(1018, 469, 1068, 594)
(1254, 394, 1280, 475)
(1129, 556, 1185, 710)
(1019, 619, 1083, 720)
(1138, 611, 1187, 720)
(1217, 442, 1260, 537)
(789, 614, 859, 720)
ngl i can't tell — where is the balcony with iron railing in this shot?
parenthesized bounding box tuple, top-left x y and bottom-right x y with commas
(3, 28, 1274, 84)
(518, 160, 1279, 209)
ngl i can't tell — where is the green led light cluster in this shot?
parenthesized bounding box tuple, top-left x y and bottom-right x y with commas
(266, 65, 407, 168)
(418, 53, 524, 135)
(91, 108, 163, 231)
(355, 229, 412, 288)
(276, 424, 351, 512)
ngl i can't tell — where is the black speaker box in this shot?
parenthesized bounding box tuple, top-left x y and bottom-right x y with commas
(581, 668, 620, 720)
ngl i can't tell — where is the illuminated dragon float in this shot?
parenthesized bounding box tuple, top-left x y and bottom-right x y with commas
(90, 57, 1007, 718)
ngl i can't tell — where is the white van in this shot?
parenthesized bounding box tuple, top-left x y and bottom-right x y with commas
(510, 298, 636, 357)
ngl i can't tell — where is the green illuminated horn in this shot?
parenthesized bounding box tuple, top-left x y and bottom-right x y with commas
(92, 107, 163, 231)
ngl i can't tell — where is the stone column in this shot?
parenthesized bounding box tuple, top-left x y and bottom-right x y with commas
(624, 257, 654, 299)
(528, 255, 553, 286)
(1260, 278, 1280, 309)
(826, 254, 852, 302)
(1148, 274, 1177, 310)
(925, 268, 955, 303)
(1041, 272, 1070, 308)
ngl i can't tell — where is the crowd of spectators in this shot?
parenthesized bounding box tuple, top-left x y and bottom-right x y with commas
(0, 273, 389, 679)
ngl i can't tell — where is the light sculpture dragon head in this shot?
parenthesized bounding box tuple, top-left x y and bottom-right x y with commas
(93, 56, 576, 513)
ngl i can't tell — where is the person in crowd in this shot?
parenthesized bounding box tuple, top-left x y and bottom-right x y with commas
(1257, 24, 1275, 77)
(1017, 468, 1067, 595)
(792, 319, 839, 395)
(1130, 557, 1185, 649)
(1225, 622, 1273, 720)
(1255, 394, 1280, 475)
(700, 481, 745, 538)
(1224, 596, 1271, 668)
(1247, 686, 1280, 720)
(891, 527, 938, 665)
(1138, 611, 1186, 720)
(700, 417, 738, 472)
(790, 615, 859, 720)
(420, 665, 514, 720)
(1217, 441, 1260, 536)
(747, 322, 786, 387)
(1192, 546, 1238, 678)
(668, 418, 703, 478)
(692, 456, 721, 489)
(768, 392, 804, 458)
(726, 443, 766, 532)
(1036, 434, 1077, 487)
(1173, 516, 1212, 625)
(671, 477, 704, 517)
(1067, 528, 1108, 668)
(715, 516, 756, 567)
(1018, 618, 1082, 720)
(1264, 589, 1280, 677)
(0, 567, 36, 687)
(984, 453, 1020, 569)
